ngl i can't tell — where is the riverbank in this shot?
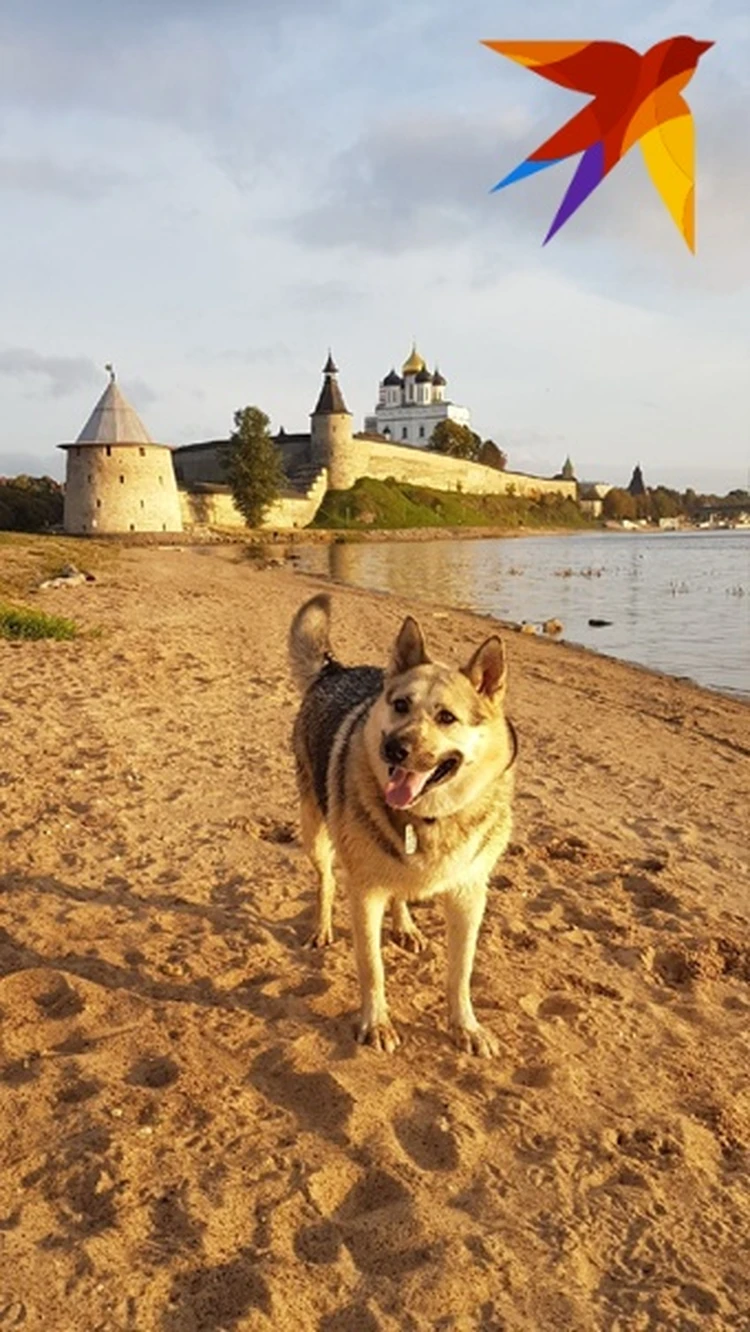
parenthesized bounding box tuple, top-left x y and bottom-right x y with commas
(1, 543, 749, 1330)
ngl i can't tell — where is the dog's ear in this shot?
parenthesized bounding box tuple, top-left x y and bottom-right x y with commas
(462, 636, 507, 701)
(389, 616, 430, 675)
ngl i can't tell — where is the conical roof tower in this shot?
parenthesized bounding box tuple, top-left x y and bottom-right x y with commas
(313, 350, 350, 416)
(59, 366, 183, 535)
(74, 369, 154, 446)
(310, 350, 356, 490)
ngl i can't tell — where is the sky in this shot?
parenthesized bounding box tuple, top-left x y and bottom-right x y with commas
(1, 0, 749, 494)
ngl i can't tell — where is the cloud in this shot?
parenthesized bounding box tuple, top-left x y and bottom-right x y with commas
(0, 349, 102, 398)
(0, 154, 124, 200)
(0, 1, 345, 147)
(123, 378, 159, 410)
(286, 110, 532, 254)
(185, 343, 293, 367)
(286, 280, 367, 312)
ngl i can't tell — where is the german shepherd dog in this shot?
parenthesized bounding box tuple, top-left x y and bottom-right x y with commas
(289, 594, 517, 1057)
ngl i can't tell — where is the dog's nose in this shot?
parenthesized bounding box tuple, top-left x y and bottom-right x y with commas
(384, 735, 409, 767)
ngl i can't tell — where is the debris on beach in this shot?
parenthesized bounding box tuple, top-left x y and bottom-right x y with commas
(543, 618, 564, 636)
(38, 563, 96, 590)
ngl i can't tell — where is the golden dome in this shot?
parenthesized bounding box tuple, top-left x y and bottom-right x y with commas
(402, 343, 425, 375)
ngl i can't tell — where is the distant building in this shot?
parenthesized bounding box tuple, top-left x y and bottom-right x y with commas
(172, 350, 579, 525)
(628, 464, 647, 496)
(577, 481, 612, 519)
(554, 455, 577, 482)
(363, 343, 471, 447)
(59, 368, 182, 535)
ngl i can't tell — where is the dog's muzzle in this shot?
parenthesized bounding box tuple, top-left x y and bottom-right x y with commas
(380, 735, 464, 809)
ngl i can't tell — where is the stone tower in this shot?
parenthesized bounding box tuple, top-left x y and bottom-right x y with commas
(310, 352, 357, 491)
(59, 367, 183, 535)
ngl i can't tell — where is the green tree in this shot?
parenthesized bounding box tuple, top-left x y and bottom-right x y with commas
(428, 420, 482, 460)
(681, 488, 700, 518)
(0, 475, 63, 531)
(223, 406, 285, 528)
(602, 488, 638, 521)
(650, 487, 682, 520)
(478, 439, 508, 471)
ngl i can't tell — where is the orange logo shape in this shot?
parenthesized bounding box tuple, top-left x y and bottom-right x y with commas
(483, 38, 714, 250)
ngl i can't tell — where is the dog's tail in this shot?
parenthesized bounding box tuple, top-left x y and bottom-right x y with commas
(288, 593, 334, 693)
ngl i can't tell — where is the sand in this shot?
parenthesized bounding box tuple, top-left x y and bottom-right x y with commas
(1, 542, 749, 1332)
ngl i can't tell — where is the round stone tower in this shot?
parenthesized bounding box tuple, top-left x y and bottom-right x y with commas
(310, 352, 357, 491)
(59, 367, 183, 535)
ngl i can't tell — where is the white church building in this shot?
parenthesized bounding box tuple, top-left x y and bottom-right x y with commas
(363, 343, 471, 447)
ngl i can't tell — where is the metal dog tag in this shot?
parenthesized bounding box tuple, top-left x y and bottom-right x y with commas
(404, 824, 417, 856)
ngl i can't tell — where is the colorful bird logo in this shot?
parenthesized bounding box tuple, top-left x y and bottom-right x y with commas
(482, 38, 714, 251)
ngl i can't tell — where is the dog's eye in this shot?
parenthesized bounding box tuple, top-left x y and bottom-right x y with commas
(392, 697, 409, 715)
(437, 709, 457, 726)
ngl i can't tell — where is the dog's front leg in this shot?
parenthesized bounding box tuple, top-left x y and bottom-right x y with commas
(349, 888, 400, 1052)
(444, 883, 498, 1057)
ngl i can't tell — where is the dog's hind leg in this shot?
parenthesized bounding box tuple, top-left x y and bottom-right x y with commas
(443, 883, 498, 1058)
(300, 793, 337, 948)
(391, 899, 427, 954)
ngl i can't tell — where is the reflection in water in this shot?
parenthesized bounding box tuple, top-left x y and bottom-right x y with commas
(300, 530, 750, 699)
(330, 539, 482, 609)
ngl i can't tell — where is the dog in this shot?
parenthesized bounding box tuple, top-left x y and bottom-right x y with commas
(288, 593, 517, 1057)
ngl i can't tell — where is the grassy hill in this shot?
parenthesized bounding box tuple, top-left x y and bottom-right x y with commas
(311, 476, 594, 532)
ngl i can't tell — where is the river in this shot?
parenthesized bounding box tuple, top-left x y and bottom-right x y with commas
(295, 528, 750, 700)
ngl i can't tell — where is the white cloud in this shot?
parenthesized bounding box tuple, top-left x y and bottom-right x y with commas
(0, 349, 101, 398)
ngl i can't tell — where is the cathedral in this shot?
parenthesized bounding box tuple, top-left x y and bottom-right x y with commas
(363, 343, 471, 448)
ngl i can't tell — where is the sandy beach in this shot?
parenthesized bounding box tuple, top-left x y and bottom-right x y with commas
(1, 542, 749, 1332)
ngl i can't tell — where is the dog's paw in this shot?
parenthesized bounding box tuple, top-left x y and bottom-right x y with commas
(356, 1018, 401, 1053)
(305, 926, 334, 949)
(391, 925, 427, 955)
(450, 1023, 498, 1058)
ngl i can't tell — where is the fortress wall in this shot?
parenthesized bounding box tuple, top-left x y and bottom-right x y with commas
(265, 470, 328, 529)
(179, 469, 328, 531)
(173, 444, 229, 487)
(173, 435, 312, 486)
(276, 435, 311, 471)
(63, 445, 183, 534)
(350, 439, 577, 500)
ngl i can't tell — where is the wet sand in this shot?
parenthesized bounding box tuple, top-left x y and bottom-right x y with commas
(1, 542, 749, 1331)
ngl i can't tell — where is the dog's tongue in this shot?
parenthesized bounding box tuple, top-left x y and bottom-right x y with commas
(384, 767, 431, 809)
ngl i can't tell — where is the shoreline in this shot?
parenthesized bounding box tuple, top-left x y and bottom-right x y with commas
(298, 563, 750, 711)
(37, 521, 597, 548)
(287, 546, 750, 710)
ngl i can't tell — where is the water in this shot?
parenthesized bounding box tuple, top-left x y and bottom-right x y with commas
(295, 529, 750, 700)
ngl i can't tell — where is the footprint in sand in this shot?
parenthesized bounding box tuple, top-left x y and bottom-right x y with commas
(394, 1091, 460, 1172)
(127, 1055, 180, 1089)
(335, 1168, 434, 1278)
(622, 874, 683, 916)
(162, 1253, 271, 1329)
(34, 978, 85, 1020)
(0, 1302, 26, 1328)
(318, 1304, 380, 1332)
(293, 1219, 342, 1266)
